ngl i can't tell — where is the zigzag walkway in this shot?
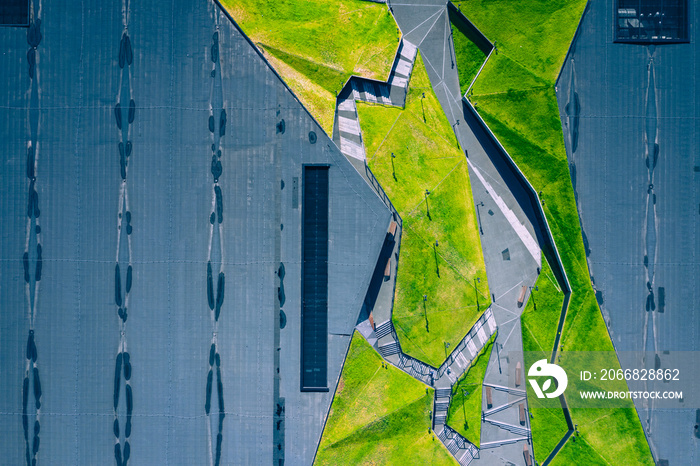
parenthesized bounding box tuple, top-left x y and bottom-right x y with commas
(438, 425, 480, 466)
(332, 39, 418, 163)
(374, 319, 436, 387)
(366, 308, 497, 465)
(335, 28, 497, 465)
(373, 308, 496, 391)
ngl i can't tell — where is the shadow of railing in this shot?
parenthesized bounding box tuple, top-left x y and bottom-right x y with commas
(461, 59, 579, 463)
(439, 424, 479, 465)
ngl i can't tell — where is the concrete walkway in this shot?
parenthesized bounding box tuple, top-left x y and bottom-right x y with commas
(335, 1, 557, 463)
(385, 2, 548, 465)
(344, 1, 550, 464)
(354, 215, 497, 465)
(332, 39, 418, 164)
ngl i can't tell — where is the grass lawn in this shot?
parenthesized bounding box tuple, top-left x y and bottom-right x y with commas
(521, 256, 568, 463)
(315, 332, 457, 465)
(456, 0, 653, 463)
(549, 432, 610, 466)
(445, 334, 494, 447)
(225, 0, 399, 134)
(521, 256, 564, 358)
(453, 0, 585, 84)
(549, 408, 653, 466)
(561, 408, 652, 465)
(450, 20, 487, 97)
(361, 52, 490, 368)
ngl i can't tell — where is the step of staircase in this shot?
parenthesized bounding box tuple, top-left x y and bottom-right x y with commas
(483, 382, 526, 396)
(374, 320, 394, 339)
(378, 342, 400, 357)
(480, 436, 529, 449)
(484, 418, 530, 437)
(435, 388, 451, 398)
(435, 401, 449, 411)
(483, 396, 526, 417)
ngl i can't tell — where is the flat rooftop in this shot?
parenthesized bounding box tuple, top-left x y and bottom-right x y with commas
(0, 0, 391, 463)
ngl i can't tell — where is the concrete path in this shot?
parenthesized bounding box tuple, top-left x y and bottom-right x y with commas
(354, 1, 548, 464)
(354, 211, 497, 465)
(332, 39, 417, 163)
(336, 2, 555, 463)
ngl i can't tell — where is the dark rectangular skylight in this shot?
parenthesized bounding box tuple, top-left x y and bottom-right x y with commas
(300, 165, 330, 392)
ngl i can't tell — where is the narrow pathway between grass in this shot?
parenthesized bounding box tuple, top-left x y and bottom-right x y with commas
(350, 1, 560, 465)
(325, 3, 547, 464)
(327, 23, 500, 464)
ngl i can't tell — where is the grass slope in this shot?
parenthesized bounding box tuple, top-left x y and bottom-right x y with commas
(315, 332, 456, 465)
(521, 256, 569, 463)
(451, 22, 486, 97)
(361, 53, 490, 367)
(456, 0, 653, 464)
(454, 0, 585, 84)
(445, 335, 494, 447)
(521, 256, 564, 356)
(225, 0, 399, 133)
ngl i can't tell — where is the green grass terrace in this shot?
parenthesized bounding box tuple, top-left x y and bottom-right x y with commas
(445, 334, 494, 447)
(360, 52, 490, 368)
(315, 332, 457, 465)
(449, 9, 487, 97)
(454, 0, 654, 463)
(225, 0, 399, 134)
